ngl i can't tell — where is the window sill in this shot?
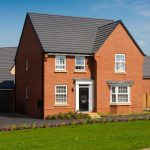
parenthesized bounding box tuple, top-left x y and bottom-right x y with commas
(114, 72, 127, 75)
(54, 104, 69, 107)
(110, 103, 131, 106)
(74, 70, 86, 73)
(54, 70, 68, 73)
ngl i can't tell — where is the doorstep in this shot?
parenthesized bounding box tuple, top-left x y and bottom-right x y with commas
(82, 112, 101, 119)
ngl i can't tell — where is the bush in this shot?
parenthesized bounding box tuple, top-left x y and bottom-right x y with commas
(46, 112, 91, 120)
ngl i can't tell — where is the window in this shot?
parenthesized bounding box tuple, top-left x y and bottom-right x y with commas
(75, 56, 85, 71)
(115, 54, 125, 72)
(55, 85, 67, 104)
(55, 56, 66, 70)
(110, 86, 130, 104)
(25, 59, 28, 71)
(25, 86, 28, 100)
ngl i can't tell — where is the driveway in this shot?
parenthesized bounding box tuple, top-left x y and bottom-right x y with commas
(0, 113, 73, 128)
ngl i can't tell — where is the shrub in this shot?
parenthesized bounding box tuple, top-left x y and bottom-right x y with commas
(46, 112, 91, 120)
(10, 124, 17, 130)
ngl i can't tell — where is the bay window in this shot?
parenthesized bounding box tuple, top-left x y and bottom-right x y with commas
(110, 86, 130, 104)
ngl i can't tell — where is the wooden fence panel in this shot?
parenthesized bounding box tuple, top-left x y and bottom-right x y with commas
(143, 93, 150, 108)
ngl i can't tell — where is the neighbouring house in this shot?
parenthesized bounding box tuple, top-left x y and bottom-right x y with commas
(15, 12, 149, 119)
(143, 56, 150, 108)
(0, 47, 17, 113)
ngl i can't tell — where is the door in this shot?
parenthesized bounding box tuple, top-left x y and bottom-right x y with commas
(0, 90, 13, 113)
(79, 87, 89, 111)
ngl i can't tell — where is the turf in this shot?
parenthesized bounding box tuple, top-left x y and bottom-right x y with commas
(0, 120, 150, 150)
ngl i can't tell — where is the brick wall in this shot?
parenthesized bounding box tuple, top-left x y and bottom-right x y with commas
(43, 55, 94, 118)
(94, 23, 144, 114)
(16, 16, 43, 118)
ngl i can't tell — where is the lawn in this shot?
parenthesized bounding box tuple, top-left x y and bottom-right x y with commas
(0, 120, 150, 150)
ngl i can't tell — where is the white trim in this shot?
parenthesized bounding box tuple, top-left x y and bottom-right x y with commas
(0, 89, 14, 90)
(75, 80, 94, 112)
(75, 56, 85, 71)
(55, 55, 66, 71)
(48, 53, 93, 56)
(25, 59, 28, 71)
(25, 86, 28, 100)
(115, 54, 125, 73)
(55, 85, 67, 105)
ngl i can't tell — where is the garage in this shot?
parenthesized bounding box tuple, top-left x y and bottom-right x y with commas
(0, 47, 17, 113)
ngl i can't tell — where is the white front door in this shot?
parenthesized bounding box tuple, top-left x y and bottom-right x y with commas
(75, 80, 94, 112)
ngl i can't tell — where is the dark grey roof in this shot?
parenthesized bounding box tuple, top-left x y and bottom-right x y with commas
(28, 13, 113, 54)
(0, 47, 17, 89)
(143, 56, 150, 78)
(93, 21, 120, 52)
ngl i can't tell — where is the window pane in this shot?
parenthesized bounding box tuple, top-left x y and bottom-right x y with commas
(116, 55, 125, 61)
(118, 87, 127, 93)
(118, 94, 128, 102)
(76, 57, 84, 65)
(112, 87, 115, 93)
(116, 62, 125, 72)
(56, 86, 67, 104)
(115, 54, 125, 72)
(56, 56, 66, 70)
(75, 56, 85, 70)
(112, 94, 116, 102)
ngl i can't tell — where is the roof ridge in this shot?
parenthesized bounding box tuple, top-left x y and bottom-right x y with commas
(97, 20, 121, 29)
(28, 12, 113, 22)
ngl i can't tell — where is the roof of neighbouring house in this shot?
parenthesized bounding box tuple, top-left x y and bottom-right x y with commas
(0, 47, 17, 89)
(143, 56, 150, 78)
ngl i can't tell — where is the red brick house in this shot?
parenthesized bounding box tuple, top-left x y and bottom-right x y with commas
(16, 12, 148, 119)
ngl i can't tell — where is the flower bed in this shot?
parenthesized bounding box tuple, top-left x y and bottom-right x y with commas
(0, 113, 150, 132)
(45, 112, 91, 120)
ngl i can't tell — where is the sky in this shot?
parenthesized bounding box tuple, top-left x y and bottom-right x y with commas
(0, 0, 150, 55)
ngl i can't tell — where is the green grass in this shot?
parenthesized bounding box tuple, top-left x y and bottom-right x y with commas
(0, 121, 150, 150)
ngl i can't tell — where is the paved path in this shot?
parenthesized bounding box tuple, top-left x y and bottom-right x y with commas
(0, 113, 75, 128)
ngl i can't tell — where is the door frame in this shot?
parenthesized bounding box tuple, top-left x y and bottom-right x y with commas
(75, 80, 94, 112)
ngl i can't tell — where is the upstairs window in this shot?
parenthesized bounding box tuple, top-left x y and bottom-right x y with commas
(115, 54, 125, 72)
(55, 85, 67, 104)
(110, 86, 130, 104)
(55, 56, 66, 70)
(75, 56, 85, 71)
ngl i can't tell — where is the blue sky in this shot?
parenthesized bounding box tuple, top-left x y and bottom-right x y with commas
(0, 0, 150, 55)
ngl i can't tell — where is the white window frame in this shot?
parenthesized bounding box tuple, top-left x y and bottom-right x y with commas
(25, 86, 28, 100)
(110, 86, 130, 104)
(115, 54, 125, 73)
(75, 56, 85, 71)
(25, 59, 28, 71)
(55, 85, 67, 104)
(55, 56, 66, 71)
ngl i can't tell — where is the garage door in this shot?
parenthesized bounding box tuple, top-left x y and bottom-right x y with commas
(0, 90, 14, 113)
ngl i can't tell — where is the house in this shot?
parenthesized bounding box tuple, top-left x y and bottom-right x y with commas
(0, 47, 17, 113)
(143, 56, 150, 108)
(15, 12, 148, 119)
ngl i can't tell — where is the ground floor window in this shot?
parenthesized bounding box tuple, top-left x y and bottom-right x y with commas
(110, 86, 130, 104)
(55, 85, 67, 104)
